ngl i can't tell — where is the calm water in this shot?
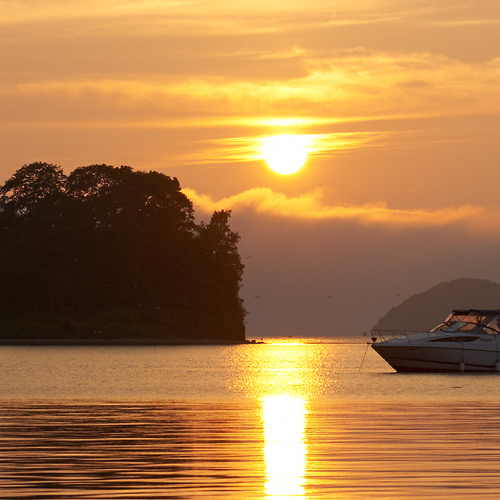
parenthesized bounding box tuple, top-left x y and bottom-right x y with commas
(2, 340, 500, 499)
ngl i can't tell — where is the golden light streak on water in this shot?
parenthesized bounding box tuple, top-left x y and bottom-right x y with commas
(228, 341, 337, 400)
(262, 396, 308, 499)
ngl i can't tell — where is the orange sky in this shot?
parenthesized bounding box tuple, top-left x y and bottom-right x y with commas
(2, 1, 500, 336)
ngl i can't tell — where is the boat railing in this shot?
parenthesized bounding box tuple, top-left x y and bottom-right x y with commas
(371, 329, 431, 343)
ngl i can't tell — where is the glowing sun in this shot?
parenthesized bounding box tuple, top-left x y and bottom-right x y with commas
(263, 135, 309, 175)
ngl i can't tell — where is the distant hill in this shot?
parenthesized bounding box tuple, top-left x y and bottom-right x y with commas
(373, 278, 500, 332)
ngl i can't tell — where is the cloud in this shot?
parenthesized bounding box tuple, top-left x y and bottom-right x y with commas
(5, 1, 495, 32)
(182, 131, 390, 165)
(5, 48, 500, 127)
(183, 187, 485, 227)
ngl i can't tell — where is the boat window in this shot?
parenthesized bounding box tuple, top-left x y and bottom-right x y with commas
(431, 322, 478, 332)
(447, 313, 476, 324)
(430, 323, 447, 332)
(430, 336, 480, 343)
(484, 316, 500, 334)
(447, 322, 467, 332)
(457, 322, 480, 331)
(431, 322, 464, 332)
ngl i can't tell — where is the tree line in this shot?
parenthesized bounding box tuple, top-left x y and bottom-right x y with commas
(0, 162, 246, 342)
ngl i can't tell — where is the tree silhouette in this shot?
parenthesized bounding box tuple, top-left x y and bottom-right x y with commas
(0, 163, 246, 343)
(196, 210, 246, 339)
(0, 162, 66, 216)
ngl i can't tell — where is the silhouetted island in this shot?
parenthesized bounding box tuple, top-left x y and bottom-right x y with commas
(0, 162, 247, 344)
(373, 278, 500, 332)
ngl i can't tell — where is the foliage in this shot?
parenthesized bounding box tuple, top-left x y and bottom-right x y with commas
(0, 163, 246, 342)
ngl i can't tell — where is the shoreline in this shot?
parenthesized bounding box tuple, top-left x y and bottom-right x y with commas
(0, 338, 262, 346)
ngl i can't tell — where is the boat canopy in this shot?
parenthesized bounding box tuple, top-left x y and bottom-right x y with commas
(443, 309, 500, 335)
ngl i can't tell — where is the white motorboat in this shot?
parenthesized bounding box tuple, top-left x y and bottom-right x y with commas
(371, 309, 500, 372)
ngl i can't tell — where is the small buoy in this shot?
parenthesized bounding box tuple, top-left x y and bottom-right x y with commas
(459, 362, 465, 372)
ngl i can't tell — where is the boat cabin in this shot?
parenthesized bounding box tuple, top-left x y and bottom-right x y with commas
(431, 309, 500, 335)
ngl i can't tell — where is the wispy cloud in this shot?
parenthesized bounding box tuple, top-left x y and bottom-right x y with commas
(7, 49, 500, 125)
(0, 53, 490, 145)
(4, 1, 498, 41)
(179, 132, 390, 165)
(183, 187, 485, 227)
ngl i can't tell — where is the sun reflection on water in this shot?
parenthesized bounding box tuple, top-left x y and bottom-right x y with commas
(262, 396, 308, 499)
(228, 341, 332, 400)
(245, 343, 316, 499)
(226, 342, 342, 498)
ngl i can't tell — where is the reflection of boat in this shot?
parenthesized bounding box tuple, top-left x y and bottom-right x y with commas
(371, 309, 500, 372)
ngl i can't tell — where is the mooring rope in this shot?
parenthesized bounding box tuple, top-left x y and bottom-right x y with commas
(359, 342, 371, 372)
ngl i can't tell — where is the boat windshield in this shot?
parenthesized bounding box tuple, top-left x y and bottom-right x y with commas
(432, 312, 500, 335)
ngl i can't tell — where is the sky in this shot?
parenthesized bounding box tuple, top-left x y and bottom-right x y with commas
(2, 0, 500, 337)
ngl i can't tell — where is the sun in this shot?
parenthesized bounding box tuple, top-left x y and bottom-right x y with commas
(263, 135, 309, 175)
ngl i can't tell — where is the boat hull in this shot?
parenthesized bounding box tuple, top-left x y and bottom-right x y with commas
(372, 343, 500, 372)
